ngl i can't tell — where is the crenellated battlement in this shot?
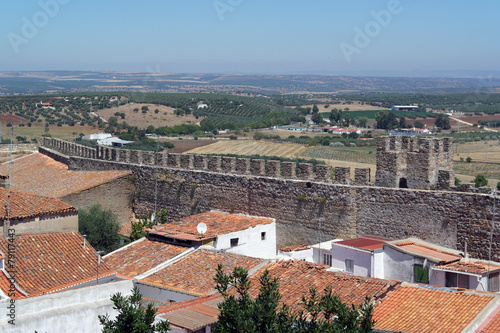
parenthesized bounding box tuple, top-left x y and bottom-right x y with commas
(37, 137, 372, 185)
(375, 135, 454, 190)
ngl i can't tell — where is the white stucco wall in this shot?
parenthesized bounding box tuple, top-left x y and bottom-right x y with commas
(372, 250, 385, 279)
(8, 213, 79, 234)
(383, 246, 437, 283)
(431, 269, 485, 291)
(215, 222, 276, 259)
(331, 244, 372, 276)
(277, 248, 313, 262)
(0, 279, 134, 333)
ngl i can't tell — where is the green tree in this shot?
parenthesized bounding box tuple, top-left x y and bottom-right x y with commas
(78, 204, 120, 253)
(473, 174, 488, 188)
(375, 111, 398, 130)
(130, 209, 168, 241)
(413, 120, 424, 128)
(356, 117, 368, 128)
(312, 104, 319, 114)
(435, 114, 451, 130)
(329, 109, 343, 125)
(311, 112, 323, 124)
(214, 265, 375, 333)
(99, 287, 170, 333)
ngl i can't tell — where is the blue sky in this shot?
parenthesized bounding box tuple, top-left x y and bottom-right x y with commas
(1, 0, 499, 75)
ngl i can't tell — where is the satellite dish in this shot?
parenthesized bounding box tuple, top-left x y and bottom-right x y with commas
(197, 222, 207, 236)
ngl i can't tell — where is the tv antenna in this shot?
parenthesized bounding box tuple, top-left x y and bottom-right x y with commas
(197, 222, 207, 238)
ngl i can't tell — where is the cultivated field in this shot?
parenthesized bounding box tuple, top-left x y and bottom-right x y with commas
(297, 102, 388, 112)
(98, 103, 202, 129)
(0, 123, 100, 142)
(184, 140, 307, 158)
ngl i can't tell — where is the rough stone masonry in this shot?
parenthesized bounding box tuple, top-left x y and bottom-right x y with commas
(37, 136, 499, 261)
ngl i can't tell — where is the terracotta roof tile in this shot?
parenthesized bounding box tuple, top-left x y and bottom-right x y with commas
(148, 211, 274, 241)
(0, 232, 114, 297)
(477, 305, 500, 332)
(336, 236, 389, 251)
(435, 260, 500, 275)
(247, 260, 401, 313)
(156, 294, 222, 331)
(139, 249, 266, 296)
(0, 187, 77, 221)
(387, 238, 462, 264)
(0, 270, 27, 300)
(0, 153, 131, 198)
(279, 244, 311, 252)
(104, 238, 188, 278)
(373, 285, 495, 333)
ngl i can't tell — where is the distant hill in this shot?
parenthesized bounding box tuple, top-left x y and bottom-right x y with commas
(1, 71, 499, 95)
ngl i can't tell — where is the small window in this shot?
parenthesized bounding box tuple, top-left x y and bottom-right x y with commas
(345, 259, 354, 273)
(323, 254, 332, 266)
(230, 238, 239, 247)
(489, 273, 499, 292)
(414, 264, 429, 284)
(261, 232, 266, 241)
(446, 272, 469, 289)
(446, 271, 457, 287)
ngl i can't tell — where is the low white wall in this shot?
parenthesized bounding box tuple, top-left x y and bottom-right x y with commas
(278, 248, 313, 262)
(217, 222, 276, 259)
(0, 279, 133, 333)
(331, 244, 372, 276)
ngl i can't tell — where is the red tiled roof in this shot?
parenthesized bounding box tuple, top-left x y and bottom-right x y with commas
(139, 249, 266, 297)
(118, 221, 133, 237)
(435, 260, 500, 275)
(0, 270, 27, 300)
(279, 244, 310, 252)
(148, 212, 274, 241)
(156, 294, 222, 331)
(388, 240, 462, 263)
(0, 188, 77, 221)
(335, 236, 389, 251)
(247, 260, 400, 313)
(0, 232, 114, 297)
(373, 285, 495, 333)
(104, 238, 188, 279)
(0, 153, 131, 198)
(477, 304, 500, 333)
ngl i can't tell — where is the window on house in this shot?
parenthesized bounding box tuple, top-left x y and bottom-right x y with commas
(414, 264, 429, 284)
(489, 273, 499, 292)
(230, 238, 239, 247)
(261, 232, 266, 241)
(323, 254, 332, 266)
(345, 259, 354, 273)
(446, 272, 469, 289)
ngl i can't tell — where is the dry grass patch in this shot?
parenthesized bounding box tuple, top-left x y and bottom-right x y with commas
(184, 140, 307, 158)
(98, 103, 203, 129)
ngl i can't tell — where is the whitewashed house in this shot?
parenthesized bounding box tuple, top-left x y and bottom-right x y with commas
(146, 211, 277, 259)
(330, 236, 388, 278)
(382, 238, 463, 285)
(432, 259, 500, 292)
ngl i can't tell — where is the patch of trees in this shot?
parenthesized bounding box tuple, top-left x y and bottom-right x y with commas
(214, 265, 374, 333)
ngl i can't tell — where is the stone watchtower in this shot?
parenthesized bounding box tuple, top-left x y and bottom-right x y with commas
(375, 136, 454, 190)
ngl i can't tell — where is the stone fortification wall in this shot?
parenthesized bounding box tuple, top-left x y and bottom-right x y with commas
(37, 138, 500, 261)
(375, 136, 454, 190)
(37, 137, 371, 185)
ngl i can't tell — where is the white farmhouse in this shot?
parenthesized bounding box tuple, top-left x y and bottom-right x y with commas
(330, 236, 388, 278)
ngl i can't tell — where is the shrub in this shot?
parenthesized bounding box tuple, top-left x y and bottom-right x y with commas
(473, 174, 488, 188)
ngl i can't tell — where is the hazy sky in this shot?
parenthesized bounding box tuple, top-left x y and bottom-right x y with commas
(1, 0, 498, 75)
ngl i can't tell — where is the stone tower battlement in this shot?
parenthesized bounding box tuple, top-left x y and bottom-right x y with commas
(375, 136, 454, 190)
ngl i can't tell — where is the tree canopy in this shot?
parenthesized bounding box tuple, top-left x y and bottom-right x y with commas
(214, 265, 375, 333)
(99, 287, 170, 333)
(375, 111, 399, 130)
(78, 204, 120, 253)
